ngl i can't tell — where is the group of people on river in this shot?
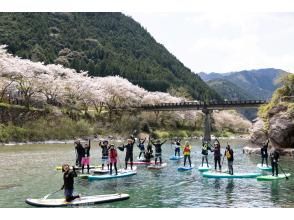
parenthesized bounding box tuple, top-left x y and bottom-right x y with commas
(61, 135, 282, 202)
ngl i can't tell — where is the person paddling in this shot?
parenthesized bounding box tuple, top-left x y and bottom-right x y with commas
(151, 139, 167, 165)
(137, 137, 147, 159)
(270, 148, 280, 176)
(74, 140, 84, 167)
(61, 164, 80, 202)
(174, 138, 181, 157)
(212, 139, 222, 171)
(99, 140, 109, 170)
(81, 140, 91, 174)
(261, 139, 269, 167)
(201, 140, 213, 167)
(182, 141, 192, 167)
(224, 145, 234, 175)
(109, 144, 118, 175)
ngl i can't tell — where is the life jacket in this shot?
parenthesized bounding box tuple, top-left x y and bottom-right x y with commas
(183, 145, 191, 155)
(109, 148, 117, 159)
(225, 150, 231, 159)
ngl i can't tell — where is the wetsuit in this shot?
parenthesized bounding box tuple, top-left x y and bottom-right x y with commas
(270, 150, 280, 176)
(201, 142, 212, 167)
(183, 145, 192, 167)
(224, 148, 234, 175)
(75, 143, 84, 167)
(61, 168, 79, 202)
(151, 140, 167, 165)
(261, 141, 269, 166)
(213, 143, 222, 171)
(124, 141, 135, 169)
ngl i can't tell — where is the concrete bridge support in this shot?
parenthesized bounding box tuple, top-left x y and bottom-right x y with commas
(202, 108, 212, 142)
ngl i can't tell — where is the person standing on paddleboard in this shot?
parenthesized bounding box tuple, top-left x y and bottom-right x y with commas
(151, 139, 167, 165)
(75, 140, 84, 167)
(137, 137, 147, 159)
(122, 137, 135, 170)
(61, 164, 80, 202)
(212, 139, 222, 171)
(261, 139, 269, 167)
(81, 140, 91, 174)
(201, 141, 213, 167)
(270, 148, 280, 176)
(182, 141, 192, 167)
(99, 140, 110, 170)
(174, 138, 181, 157)
(224, 145, 234, 175)
(109, 144, 118, 175)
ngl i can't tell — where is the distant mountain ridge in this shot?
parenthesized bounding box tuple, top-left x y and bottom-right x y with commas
(198, 68, 286, 100)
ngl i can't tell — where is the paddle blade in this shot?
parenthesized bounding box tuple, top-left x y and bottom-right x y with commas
(118, 146, 124, 152)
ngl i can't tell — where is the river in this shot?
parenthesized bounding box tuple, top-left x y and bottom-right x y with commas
(0, 139, 293, 208)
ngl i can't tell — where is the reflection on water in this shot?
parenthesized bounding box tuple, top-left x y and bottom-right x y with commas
(0, 139, 293, 208)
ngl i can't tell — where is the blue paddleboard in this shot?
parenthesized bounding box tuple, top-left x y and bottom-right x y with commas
(170, 155, 184, 160)
(177, 164, 195, 171)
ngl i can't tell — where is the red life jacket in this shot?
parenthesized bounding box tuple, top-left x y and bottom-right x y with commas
(109, 149, 117, 159)
(183, 146, 190, 153)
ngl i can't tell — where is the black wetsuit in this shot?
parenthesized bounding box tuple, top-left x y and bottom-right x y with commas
(151, 140, 167, 165)
(75, 143, 84, 167)
(61, 169, 79, 202)
(175, 140, 181, 156)
(201, 143, 212, 166)
(100, 143, 109, 170)
(213, 145, 222, 170)
(124, 142, 135, 169)
(270, 150, 280, 176)
(138, 139, 146, 159)
(261, 142, 269, 166)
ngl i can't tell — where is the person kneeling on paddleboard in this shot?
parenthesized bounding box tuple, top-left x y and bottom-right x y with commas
(201, 141, 213, 167)
(109, 144, 118, 175)
(182, 141, 192, 167)
(261, 139, 269, 167)
(61, 164, 80, 202)
(270, 148, 280, 176)
(224, 145, 234, 175)
(151, 139, 167, 165)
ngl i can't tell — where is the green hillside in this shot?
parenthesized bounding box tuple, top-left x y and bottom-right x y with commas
(0, 12, 220, 101)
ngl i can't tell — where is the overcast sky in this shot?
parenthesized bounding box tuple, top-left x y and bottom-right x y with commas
(126, 12, 294, 74)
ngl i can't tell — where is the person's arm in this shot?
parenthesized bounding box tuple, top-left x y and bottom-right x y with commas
(72, 166, 77, 177)
(161, 140, 167, 145)
(142, 138, 146, 144)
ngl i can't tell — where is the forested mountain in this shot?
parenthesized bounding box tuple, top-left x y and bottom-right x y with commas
(198, 68, 287, 100)
(0, 12, 220, 101)
(207, 79, 254, 101)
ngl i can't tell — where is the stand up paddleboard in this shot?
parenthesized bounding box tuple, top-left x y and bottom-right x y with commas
(118, 166, 137, 172)
(128, 161, 155, 165)
(198, 164, 212, 172)
(88, 170, 137, 181)
(147, 163, 167, 170)
(256, 164, 272, 171)
(169, 155, 184, 160)
(257, 173, 291, 181)
(92, 168, 110, 175)
(55, 165, 100, 171)
(177, 164, 195, 171)
(25, 193, 129, 207)
(78, 173, 91, 179)
(202, 171, 261, 178)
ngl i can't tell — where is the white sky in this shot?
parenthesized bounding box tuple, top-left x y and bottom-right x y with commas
(126, 12, 294, 73)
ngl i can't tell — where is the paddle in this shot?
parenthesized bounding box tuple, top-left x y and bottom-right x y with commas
(278, 163, 289, 180)
(43, 189, 62, 199)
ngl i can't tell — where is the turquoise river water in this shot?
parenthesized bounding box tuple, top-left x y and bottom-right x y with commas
(0, 139, 293, 208)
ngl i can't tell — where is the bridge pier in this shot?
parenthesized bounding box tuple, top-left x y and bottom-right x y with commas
(202, 108, 212, 142)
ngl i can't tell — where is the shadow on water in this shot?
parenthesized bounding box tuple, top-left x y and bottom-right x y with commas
(270, 180, 280, 205)
(225, 179, 235, 206)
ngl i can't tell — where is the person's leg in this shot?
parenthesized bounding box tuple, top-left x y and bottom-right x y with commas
(159, 154, 162, 165)
(275, 163, 279, 176)
(188, 155, 191, 167)
(206, 155, 209, 167)
(139, 151, 142, 159)
(266, 157, 268, 166)
(125, 153, 129, 169)
(155, 154, 158, 165)
(130, 154, 133, 170)
(202, 156, 204, 166)
(175, 149, 177, 157)
(218, 158, 222, 170)
(110, 163, 113, 175)
(184, 155, 187, 166)
(214, 157, 217, 170)
(231, 162, 234, 175)
(271, 161, 275, 176)
(114, 162, 118, 175)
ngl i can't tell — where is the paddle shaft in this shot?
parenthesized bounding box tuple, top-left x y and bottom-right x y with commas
(278, 163, 289, 180)
(43, 189, 62, 199)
